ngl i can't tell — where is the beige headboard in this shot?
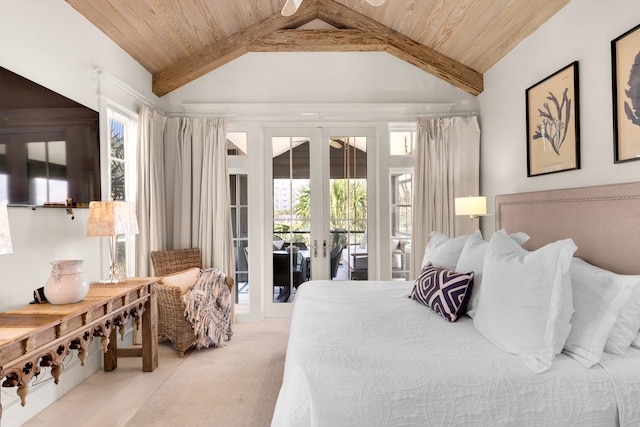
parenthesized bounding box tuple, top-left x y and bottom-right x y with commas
(496, 182, 640, 275)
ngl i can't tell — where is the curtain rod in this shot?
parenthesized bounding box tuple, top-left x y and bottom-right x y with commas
(417, 111, 480, 118)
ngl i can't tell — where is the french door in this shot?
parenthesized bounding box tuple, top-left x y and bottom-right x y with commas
(264, 127, 375, 316)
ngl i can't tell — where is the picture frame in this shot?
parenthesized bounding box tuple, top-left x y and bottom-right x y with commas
(525, 61, 580, 177)
(612, 23, 640, 163)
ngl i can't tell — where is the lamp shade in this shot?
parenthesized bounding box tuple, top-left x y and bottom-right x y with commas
(0, 201, 13, 255)
(87, 201, 139, 237)
(455, 196, 487, 217)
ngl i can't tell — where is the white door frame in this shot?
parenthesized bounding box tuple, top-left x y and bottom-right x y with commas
(262, 126, 378, 318)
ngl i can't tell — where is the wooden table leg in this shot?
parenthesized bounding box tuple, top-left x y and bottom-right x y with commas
(142, 286, 158, 372)
(104, 327, 118, 372)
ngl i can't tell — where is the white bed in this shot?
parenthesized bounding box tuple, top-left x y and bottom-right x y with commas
(272, 182, 640, 427)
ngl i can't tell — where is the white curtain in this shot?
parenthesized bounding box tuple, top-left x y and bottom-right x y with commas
(410, 116, 480, 279)
(136, 106, 167, 276)
(164, 117, 235, 278)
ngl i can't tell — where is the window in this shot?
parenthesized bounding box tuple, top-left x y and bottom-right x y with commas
(389, 128, 416, 156)
(227, 132, 247, 156)
(389, 124, 415, 280)
(107, 107, 137, 277)
(390, 173, 412, 279)
(230, 174, 249, 304)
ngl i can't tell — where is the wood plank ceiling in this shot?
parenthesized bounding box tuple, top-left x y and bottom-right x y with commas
(65, 0, 570, 98)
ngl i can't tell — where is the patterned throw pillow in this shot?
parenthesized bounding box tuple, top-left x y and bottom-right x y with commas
(410, 263, 474, 322)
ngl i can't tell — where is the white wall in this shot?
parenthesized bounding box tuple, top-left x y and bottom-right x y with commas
(163, 51, 479, 108)
(479, 0, 640, 235)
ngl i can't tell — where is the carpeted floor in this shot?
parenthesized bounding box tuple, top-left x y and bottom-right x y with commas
(126, 319, 289, 427)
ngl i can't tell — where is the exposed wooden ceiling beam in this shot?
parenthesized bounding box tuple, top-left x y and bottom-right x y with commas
(317, 0, 483, 96)
(152, 0, 318, 96)
(152, 0, 483, 97)
(249, 29, 386, 52)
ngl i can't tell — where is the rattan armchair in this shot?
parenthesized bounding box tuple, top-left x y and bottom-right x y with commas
(151, 248, 234, 357)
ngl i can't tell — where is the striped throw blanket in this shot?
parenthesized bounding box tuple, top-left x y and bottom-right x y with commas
(183, 267, 231, 348)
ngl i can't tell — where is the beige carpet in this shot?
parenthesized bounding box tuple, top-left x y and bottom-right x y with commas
(127, 319, 289, 427)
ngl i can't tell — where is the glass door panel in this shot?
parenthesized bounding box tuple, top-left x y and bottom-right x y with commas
(328, 135, 368, 281)
(265, 128, 373, 317)
(272, 137, 310, 303)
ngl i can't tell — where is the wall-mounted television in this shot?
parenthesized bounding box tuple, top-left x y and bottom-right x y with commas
(0, 65, 101, 206)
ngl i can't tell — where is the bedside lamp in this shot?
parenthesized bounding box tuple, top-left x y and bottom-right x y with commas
(87, 201, 139, 283)
(455, 196, 487, 220)
(0, 201, 13, 255)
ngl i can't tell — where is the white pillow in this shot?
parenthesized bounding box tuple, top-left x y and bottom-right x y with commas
(456, 229, 530, 318)
(605, 282, 640, 355)
(160, 267, 201, 294)
(633, 332, 640, 349)
(421, 231, 470, 270)
(564, 258, 637, 366)
(473, 230, 576, 373)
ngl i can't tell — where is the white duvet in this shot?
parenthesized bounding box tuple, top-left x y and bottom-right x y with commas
(272, 281, 640, 427)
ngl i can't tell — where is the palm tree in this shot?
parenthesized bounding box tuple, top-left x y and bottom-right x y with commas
(294, 180, 367, 247)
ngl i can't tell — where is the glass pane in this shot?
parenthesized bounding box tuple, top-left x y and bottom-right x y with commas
(272, 137, 309, 303)
(391, 173, 412, 281)
(329, 136, 367, 281)
(227, 132, 247, 156)
(390, 131, 415, 155)
(230, 174, 249, 305)
(111, 159, 125, 201)
(238, 206, 248, 237)
(110, 119, 125, 160)
(230, 175, 237, 205)
(239, 175, 248, 205)
(231, 207, 237, 238)
(237, 239, 248, 261)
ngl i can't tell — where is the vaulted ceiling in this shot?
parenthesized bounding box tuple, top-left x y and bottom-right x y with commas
(65, 0, 570, 98)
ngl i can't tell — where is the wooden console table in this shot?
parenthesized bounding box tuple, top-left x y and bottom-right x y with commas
(0, 278, 158, 420)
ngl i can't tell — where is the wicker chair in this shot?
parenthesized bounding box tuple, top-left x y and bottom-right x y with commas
(150, 248, 234, 357)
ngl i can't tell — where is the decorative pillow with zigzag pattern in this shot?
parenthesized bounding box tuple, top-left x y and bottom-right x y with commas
(410, 263, 474, 322)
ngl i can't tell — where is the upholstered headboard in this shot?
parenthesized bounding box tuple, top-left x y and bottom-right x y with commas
(496, 182, 640, 275)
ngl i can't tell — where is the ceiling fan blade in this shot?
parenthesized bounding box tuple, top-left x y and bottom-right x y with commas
(282, 0, 303, 16)
(365, 0, 387, 6)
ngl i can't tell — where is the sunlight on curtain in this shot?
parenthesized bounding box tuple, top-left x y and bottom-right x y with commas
(136, 106, 167, 276)
(411, 116, 480, 279)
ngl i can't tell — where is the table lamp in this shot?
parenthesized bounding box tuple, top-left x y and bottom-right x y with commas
(454, 196, 487, 220)
(87, 201, 139, 283)
(0, 201, 13, 255)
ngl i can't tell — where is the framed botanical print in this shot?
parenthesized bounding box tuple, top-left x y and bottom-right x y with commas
(525, 61, 580, 177)
(612, 23, 640, 163)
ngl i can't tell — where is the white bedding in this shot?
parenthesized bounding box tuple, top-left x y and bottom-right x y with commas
(272, 281, 640, 427)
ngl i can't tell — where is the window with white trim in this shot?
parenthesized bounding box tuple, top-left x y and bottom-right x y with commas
(389, 124, 415, 280)
(107, 107, 138, 277)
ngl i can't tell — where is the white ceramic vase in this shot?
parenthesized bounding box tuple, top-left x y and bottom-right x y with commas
(44, 260, 89, 305)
